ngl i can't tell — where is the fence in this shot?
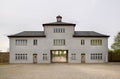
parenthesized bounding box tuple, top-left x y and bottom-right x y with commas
(0, 52, 9, 63)
(108, 53, 120, 62)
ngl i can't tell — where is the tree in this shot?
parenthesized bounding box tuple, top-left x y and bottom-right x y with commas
(111, 32, 120, 50)
(108, 49, 113, 53)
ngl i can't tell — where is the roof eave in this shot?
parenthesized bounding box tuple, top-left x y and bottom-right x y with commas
(8, 35, 46, 38)
(43, 24, 76, 26)
(73, 35, 110, 38)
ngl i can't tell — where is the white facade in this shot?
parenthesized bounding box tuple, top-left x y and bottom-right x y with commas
(8, 16, 109, 63)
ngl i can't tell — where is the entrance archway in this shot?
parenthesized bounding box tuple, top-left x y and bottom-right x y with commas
(51, 50, 68, 63)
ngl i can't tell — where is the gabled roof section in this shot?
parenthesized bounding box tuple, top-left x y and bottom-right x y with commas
(43, 15, 76, 26)
(73, 31, 109, 37)
(8, 31, 46, 37)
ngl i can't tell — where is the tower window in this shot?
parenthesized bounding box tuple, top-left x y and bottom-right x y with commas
(54, 28, 65, 33)
(53, 39, 65, 46)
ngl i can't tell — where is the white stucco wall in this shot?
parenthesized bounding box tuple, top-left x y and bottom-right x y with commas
(9, 25, 108, 63)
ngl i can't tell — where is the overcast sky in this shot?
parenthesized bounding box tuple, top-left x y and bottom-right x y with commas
(0, 0, 120, 52)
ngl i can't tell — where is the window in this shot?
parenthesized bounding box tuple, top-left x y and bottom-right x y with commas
(43, 54, 47, 60)
(15, 53, 27, 60)
(54, 28, 65, 33)
(33, 39, 37, 45)
(91, 53, 102, 60)
(81, 40, 85, 45)
(91, 39, 102, 45)
(71, 53, 76, 60)
(15, 39, 27, 46)
(53, 39, 65, 46)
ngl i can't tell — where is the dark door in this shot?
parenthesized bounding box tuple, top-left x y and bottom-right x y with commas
(33, 54, 37, 63)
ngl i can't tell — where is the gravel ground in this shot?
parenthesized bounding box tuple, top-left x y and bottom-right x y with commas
(0, 63, 120, 79)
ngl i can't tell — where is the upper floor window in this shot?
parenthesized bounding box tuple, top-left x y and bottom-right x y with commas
(15, 39, 27, 46)
(81, 40, 85, 45)
(33, 39, 37, 45)
(54, 28, 65, 33)
(53, 39, 65, 46)
(91, 39, 102, 45)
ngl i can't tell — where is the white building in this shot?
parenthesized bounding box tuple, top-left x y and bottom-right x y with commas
(8, 16, 109, 63)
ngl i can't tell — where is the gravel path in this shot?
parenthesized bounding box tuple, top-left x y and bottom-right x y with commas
(0, 63, 120, 79)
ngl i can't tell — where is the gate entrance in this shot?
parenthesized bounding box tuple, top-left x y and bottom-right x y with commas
(51, 50, 68, 63)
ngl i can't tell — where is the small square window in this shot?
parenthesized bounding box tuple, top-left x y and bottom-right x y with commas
(81, 40, 85, 45)
(33, 40, 37, 45)
(43, 54, 47, 60)
(71, 53, 76, 60)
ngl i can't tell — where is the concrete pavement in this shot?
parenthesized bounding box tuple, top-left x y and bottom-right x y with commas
(0, 63, 120, 79)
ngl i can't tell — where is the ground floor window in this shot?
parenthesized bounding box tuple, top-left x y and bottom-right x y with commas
(15, 53, 27, 60)
(71, 53, 76, 60)
(91, 53, 102, 60)
(43, 54, 47, 61)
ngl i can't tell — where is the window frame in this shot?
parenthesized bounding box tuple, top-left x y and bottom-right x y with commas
(81, 39, 85, 45)
(54, 28, 65, 33)
(71, 53, 76, 60)
(15, 39, 27, 46)
(91, 53, 102, 60)
(53, 39, 66, 46)
(15, 53, 27, 60)
(43, 54, 47, 61)
(91, 39, 102, 46)
(33, 39, 37, 46)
